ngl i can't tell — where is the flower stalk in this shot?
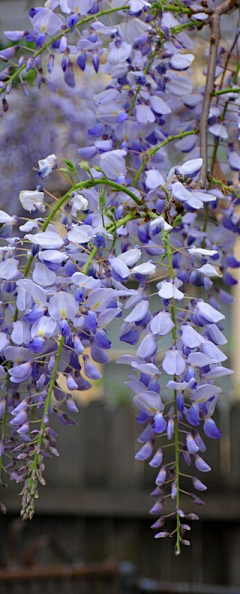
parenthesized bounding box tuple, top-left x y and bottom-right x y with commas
(165, 232, 180, 555)
(22, 335, 65, 519)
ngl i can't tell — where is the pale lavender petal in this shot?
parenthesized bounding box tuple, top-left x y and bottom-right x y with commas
(158, 280, 184, 301)
(109, 257, 129, 280)
(229, 150, 240, 171)
(145, 169, 165, 190)
(196, 302, 225, 323)
(0, 258, 19, 280)
(170, 53, 194, 70)
(192, 383, 221, 402)
(118, 248, 141, 267)
(197, 264, 221, 277)
(192, 477, 207, 491)
(136, 333, 157, 358)
(187, 353, 215, 367)
(201, 341, 227, 362)
(181, 325, 205, 348)
(149, 447, 163, 468)
(175, 158, 203, 178)
(155, 466, 167, 486)
(162, 349, 186, 375)
(186, 433, 199, 454)
(125, 300, 149, 323)
(209, 123, 228, 139)
(195, 455, 211, 472)
(205, 324, 227, 345)
(135, 441, 153, 461)
(133, 391, 164, 415)
(150, 311, 174, 336)
(203, 366, 233, 379)
(132, 262, 156, 276)
(131, 361, 161, 375)
(149, 95, 171, 115)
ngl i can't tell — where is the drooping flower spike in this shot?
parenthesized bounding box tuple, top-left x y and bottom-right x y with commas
(0, 0, 239, 557)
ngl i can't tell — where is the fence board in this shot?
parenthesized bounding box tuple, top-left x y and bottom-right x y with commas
(3, 399, 240, 520)
(110, 405, 140, 489)
(83, 401, 110, 487)
(230, 403, 240, 488)
(44, 410, 85, 487)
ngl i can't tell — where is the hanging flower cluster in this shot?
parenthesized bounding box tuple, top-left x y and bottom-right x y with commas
(0, 0, 239, 555)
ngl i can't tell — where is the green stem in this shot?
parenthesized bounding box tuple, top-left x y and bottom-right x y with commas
(83, 246, 98, 275)
(133, 128, 199, 185)
(83, 211, 138, 274)
(28, 335, 65, 492)
(212, 86, 240, 96)
(42, 178, 142, 238)
(165, 235, 180, 555)
(128, 50, 158, 115)
(158, 2, 194, 14)
(0, 5, 130, 95)
(210, 176, 240, 199)
(171, 19, 205, 34)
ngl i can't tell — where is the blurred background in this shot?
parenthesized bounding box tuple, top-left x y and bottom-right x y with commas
(0, 2, 240, 593)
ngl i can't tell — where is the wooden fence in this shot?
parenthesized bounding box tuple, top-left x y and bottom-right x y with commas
(5, 399, 240, 516)
(2, 400, 240, 587)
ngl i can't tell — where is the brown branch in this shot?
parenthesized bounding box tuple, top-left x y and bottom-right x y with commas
(198, 0, 239, 188)
(214, 0, 239, 15)
(199, 13, 221, 187)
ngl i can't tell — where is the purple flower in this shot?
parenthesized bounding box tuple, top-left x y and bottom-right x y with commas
(136, 333, 157, 359)
(135, 441, 153, 461)
(203, 418, 221, 439)
(150, 311, 174, 336)
(9, 362, 32, 383)
(155, 466, 167, 486)
(181, 325, 205, 348)
(195, 455, 211, 473)
(192, 477, 207, 491)
(157, 279, 184, 301)
(162, 349, 186, 376)
(153, 413, 167, 434)
(48, 291, 79, 321)
(99, 150, 127, 181)
(175, 158, 203, 178)
(83, 355, 102, 380)
(149, 448, 163, 468)
(133, 391, 164, 416)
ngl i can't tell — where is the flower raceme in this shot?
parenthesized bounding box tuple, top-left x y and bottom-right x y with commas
(0, 152, 236, 553)
(0, 0, 239, 556)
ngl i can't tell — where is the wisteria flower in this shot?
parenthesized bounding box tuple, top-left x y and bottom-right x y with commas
(31, 9, 63, 35)
(157, 279, 184, 301)
(19, 190, 45, 212)
(37, 154, 57, 177)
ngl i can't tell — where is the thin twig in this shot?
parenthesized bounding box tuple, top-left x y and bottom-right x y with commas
(199, 0, 239, 187)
